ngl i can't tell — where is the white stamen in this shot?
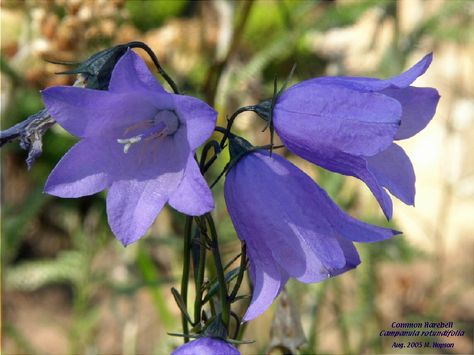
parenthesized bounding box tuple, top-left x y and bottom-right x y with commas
(117, 135, 142, 153)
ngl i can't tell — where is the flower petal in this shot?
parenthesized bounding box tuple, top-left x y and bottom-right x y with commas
(42, 86, 164, 138)
(330, 236, 361, 276)
(106, 134, 189, 245)
(168, 156, 214, 216)
(306, 170, 398, 242)
(106, 179, 168, 246)
(283, 141, 393, 219)
(173, 95, 217, 150)
(386, 53, 433, 88)
(366, 143, 416, 205)
(294, 53, 434, 92)
(274, 84, 401, 157)
(225, 150, 396, 320)
(225, 153, 347, 281)
(45, 137, 118, 197)
(293, 76, 385, 92)
(108, 49, 167, 94)
(381, 87, 440, 140)
(243, 260, 286, 321)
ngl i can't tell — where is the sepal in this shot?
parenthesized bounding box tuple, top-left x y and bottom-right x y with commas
(57, 44, 130, 90)
(202, 316, 228, 339)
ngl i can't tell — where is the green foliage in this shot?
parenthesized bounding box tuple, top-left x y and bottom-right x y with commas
(5, 250, 82, 291)
(126, 0, 189, 32)
(317, 0, 391, 30)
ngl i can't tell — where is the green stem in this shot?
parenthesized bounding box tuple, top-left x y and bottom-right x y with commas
(205, 213, 230, 328)
(219, 106, 257, 149)
(193, 228, 207, 324)
(229, 242, 247, 301)
(128, 41, 180, 94)
(180, 216, 193, 342)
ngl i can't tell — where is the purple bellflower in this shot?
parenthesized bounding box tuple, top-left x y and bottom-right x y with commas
(172, 337, 240, 355)
(224, 143, 397, 321)
(41, 50, 217, 245)
(272, 53, 440, 219)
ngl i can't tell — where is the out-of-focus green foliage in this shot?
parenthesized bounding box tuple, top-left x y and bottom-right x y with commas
(2, 0, 472, 354)
(126, 0, 189, 31)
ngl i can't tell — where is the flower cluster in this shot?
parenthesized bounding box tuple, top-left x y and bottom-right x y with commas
(224, 54, 439, 321)
(2, 43, 438, 353)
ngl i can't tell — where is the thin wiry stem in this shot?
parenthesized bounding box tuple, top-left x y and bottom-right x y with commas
(128, 41, 180, 94)
(219, 106, 257, 149)
(205, 213, 230, 328)
(193, 229, 207, 325)
(229, 242, 247, 301)
(180, 216, 193, 342)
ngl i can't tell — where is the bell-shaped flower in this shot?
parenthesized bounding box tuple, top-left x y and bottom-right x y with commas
(171, 337, 240, 355)
(41, 49, 217, 245)
(224, 142, 398, 321)
(272, 53, 440, 219)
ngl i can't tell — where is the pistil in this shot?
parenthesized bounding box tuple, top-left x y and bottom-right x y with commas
(117, 110, 180, 154)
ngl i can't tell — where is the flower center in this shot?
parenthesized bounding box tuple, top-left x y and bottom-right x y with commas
(117, 110, 179, 153)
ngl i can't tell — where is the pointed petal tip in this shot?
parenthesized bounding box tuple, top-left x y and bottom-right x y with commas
(383, 205, 393, 221)
(392, 229, 403, 236)
(344, 259, 361, 270)
(120, 239, 132, 247)
(116, 231, 143, 247)
(242, 311, 258, 322)
(388, 52, 434, 88)
(418, 52, 433, 70)
(43, 182, 64, 198)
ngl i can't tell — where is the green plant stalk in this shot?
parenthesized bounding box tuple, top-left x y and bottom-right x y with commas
(205, 213, 230, 328)
(229, 242, 247, 301)
(180, 216, 193, 342)
(193, 229, 207, 324)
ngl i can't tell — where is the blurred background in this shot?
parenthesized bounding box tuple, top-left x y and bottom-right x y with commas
(1, 0, 473, 354)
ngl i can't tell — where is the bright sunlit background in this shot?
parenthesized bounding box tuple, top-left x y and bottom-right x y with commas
(1, 0, 473, 354)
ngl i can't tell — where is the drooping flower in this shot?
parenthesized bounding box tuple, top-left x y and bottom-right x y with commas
(41, 49, 217, 245)
(172, 337, 240, 355)
(224, 138, 398, 321)
(272, 53, 440, 219)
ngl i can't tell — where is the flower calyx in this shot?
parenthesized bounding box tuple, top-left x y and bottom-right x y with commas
(202, 315, 228, 340)
(56, 44, 130, 90)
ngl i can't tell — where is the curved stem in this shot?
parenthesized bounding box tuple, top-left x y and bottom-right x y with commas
(128, 41, 180, 94)
(229, 242, 247, 301)
(204, 213, 230, 328)
(214, 126, 228, 135)
(200, 140, 221, 174)
(230, 311, 242, 339)
(219, 106, 257, 149)
(180, 216, 193, 342)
